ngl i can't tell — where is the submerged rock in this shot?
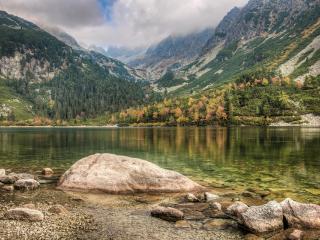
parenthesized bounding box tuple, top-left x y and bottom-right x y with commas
(185, 193, 199, 202)
(204, 192, 220, 202)
(58, 153, 205, 194)
(202, 219, 237, 230)
(241, 191, 262, 200)
(8, 173, 36, 181)
(42, 168, 54, 176)
(4, 208, 44, 222)
(239, 201, 283, 234)
(14, 179, 40, 190)
(281, 198, 320, 229)
(151, 206, 184, 222)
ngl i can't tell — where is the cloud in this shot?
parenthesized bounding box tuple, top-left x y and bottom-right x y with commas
(0, 0, 248, 48)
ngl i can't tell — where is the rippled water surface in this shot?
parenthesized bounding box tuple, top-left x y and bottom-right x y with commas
(0, 127, 319, 203)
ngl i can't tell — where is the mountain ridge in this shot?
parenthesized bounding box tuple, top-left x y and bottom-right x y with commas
(0, 10, 150, 121)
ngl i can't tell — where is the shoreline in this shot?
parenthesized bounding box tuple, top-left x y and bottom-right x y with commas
(1, 125, 320, 129)
(1, 183, 320, 240)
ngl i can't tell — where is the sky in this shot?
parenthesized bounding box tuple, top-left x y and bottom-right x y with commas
(0, 0, 248, 49)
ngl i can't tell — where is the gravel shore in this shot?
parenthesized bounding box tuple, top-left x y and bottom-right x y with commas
(0, 189, 245, 240)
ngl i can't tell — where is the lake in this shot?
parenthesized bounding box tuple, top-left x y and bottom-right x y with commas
(0, 127, 319, 203)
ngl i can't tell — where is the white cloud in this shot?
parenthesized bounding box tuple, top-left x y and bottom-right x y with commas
(0, 0, 248, 48)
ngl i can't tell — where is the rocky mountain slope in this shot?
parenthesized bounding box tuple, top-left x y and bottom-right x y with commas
(129, 28, 215, 80)
(169, 0, 320, 94)
(0, 10, 149, 121)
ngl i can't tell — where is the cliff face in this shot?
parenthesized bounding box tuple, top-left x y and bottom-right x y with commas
(168, 0, 320, 94)
(129, 28, 215, 79)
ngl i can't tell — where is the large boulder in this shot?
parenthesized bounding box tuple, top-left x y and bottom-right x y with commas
(151, 206, 184, 222)
(4, 208, 44, 222)
(58, 153, 205, 194)
(281, 198, 320, 229)
(239, 201, 283, 234)
(14, 179, 40, 190)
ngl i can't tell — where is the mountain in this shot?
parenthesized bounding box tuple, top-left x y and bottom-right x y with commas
(44, 26, 83, 50)
(129, 28, 215, 80)
(169, 0, 320, 94)
(105, 46, 146, 64)
(0, 10, 149, 121)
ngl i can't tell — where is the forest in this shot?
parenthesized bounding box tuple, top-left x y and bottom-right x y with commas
(107, 70, 320, 126)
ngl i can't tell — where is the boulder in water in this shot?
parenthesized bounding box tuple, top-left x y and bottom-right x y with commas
(281, 198, 320, 229)
(239, 201, 283, 234)
(14, 179, 40, 190)
(58, 153, 205, 194)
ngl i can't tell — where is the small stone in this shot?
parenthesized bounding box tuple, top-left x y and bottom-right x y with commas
(241, 191, 262, 199)
(0, 176, 16, 184)
(210, 202, 222, 211)
(175, 220, 191, 229)
(42, 168, 54, 176)
(14, 179, 40, 190)
(226, 201, 249, 221)
(49, 204, 68, 215)
(0, 169, 5, 176)
(5, 208, 44, 222)
(22, 203, 36, 209)
(204, 192, 220, 202)
(8, 173, 36, 181)
(203, 202, 227, 218)
(1, 185, 14, 192)
(288, 229, 304, 240)
(203, 219, 237, 230)
(244, 234, 264, 240)
(246, 188, 271, 198)
(151, 206, 184, 222)
(184, 210, 206, 220)
(185, 193, 199, 202)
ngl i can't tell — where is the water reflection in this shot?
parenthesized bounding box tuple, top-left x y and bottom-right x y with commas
(0, 127, 319, 202)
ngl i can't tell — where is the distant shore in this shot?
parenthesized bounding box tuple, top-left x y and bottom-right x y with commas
(0, 125, 119, 128)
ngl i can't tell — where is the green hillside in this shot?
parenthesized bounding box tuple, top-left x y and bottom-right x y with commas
(0, 10, 150, 124)
(169, 1, 320, 95)
(0, 80, 33, 121)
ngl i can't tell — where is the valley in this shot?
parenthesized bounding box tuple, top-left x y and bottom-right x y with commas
(0, 0, 319, 126)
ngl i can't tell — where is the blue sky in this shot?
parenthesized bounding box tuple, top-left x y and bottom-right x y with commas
(98, 0, 116, 21)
